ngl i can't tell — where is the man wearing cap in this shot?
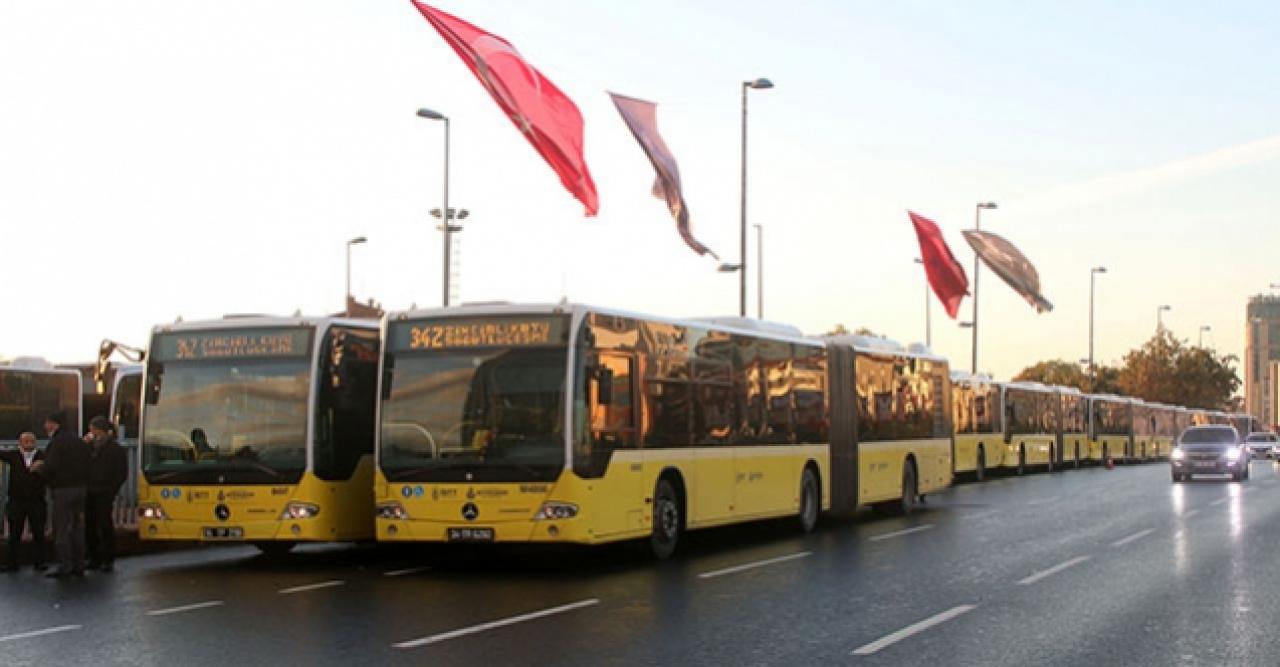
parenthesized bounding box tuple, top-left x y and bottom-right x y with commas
(37, 412, 91, 578)
(0, 432, 47, 572)
(85, 416, 128, 572)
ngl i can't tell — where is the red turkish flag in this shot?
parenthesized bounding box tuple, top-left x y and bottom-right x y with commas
(410, 2, 599, 215)
(908, 211, 969, 318)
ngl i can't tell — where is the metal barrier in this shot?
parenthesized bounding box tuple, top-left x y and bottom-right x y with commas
(0, 444, 139, 536)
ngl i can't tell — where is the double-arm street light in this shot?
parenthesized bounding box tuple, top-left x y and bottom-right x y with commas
(738, 77, 773, 317)
(1089, 266, 1107, 378)
(1199, 325, 1212, 347)
(970, 201, 998, 373)
(345, 236, 367, 315)
(1157, 304, 1172, 331)
(719, 222, 765, 319)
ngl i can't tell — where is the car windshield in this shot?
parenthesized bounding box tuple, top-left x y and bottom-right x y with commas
(1180, 428, 1237, 445)
(380, 347, 567, 482)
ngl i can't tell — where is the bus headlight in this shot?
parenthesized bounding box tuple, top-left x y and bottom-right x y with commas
(138, 504, 167, 520)
(534, 502, 579, 521)
(279, 502, 321, 520)
(376, 502, 408, 520)
(1170, 447, 1185, 461)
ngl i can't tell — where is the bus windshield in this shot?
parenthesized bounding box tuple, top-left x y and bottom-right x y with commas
(141, 358, 310, 484)
(380, 347, 567, 482)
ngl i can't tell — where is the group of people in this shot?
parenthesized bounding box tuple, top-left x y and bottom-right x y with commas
(1, 412, 129, 577)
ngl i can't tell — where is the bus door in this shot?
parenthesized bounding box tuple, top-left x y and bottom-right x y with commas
(586, 352, 644, 536)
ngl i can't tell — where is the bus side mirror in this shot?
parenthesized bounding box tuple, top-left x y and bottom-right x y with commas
(594, 366, 614, 405)
(380, 357, 395, 401)
(144, 362, 163, 405)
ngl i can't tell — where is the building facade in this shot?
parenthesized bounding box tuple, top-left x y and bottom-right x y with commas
(1245, 295, 1280, 430)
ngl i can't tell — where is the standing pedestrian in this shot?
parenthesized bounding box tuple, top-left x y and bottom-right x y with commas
(36, 412, 91, 578)
(85, 417, 127, 572)
(0, 432, 47, 572)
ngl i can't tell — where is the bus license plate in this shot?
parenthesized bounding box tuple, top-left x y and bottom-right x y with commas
(203, 527, 244, 540)
(447, 527, 494, 543)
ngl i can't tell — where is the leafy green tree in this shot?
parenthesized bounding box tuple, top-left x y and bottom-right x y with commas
(1012, 359, 1122, 394)
(1116, 330, 1239, 409)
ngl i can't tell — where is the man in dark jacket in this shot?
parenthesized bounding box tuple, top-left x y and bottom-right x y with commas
(37, 412, 91, 578)
(0, 431, 47, 571)
(85, 416, 128, 572)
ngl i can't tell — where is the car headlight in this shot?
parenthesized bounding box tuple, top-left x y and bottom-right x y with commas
(138, 503, 167, 520)
(279, 502, 321, 520)
(1225, 448, 1242, 462)
(376, 502, 408, 520)
(533, 502, 579, 521)
(1170, 448, 1185, 461)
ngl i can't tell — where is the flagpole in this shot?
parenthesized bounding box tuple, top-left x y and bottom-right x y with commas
(915, 258, 931, 347)
(972, 202, 997, 373)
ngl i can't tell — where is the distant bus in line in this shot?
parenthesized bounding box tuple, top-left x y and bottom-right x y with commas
(374, 303, 952, 558)
(136, 316, 380, 554)
(0, 361, 82, 445)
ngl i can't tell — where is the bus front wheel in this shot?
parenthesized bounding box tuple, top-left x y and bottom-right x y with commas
(975, 447, 986, 482)
(798, 468, 820, 533)
(899, 462, 919, 515)
(650, 478, 683, 560)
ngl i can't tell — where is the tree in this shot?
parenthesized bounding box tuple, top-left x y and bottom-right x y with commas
(821, 324, 884, 338)
(1116, 330, 1239, 409)
(1012, 359, 1122, 394)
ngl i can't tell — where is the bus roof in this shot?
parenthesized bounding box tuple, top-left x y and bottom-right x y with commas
(151, 314, 378, 334)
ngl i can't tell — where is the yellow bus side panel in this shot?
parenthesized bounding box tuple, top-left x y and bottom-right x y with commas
(858, 438, 951, 505)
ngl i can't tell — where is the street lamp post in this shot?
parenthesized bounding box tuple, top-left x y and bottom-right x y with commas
(1089, 266, 1107, 379)
(345, 236, 367, 315)
(754, 224, 763, 319)
(1199, 325, 1212, 347)
(1157, 304, 1172, 331)
(416, 107, 455, 307)
(970, 201, 998, 373)
(914, 258, 932, 347)
(739, 77, 773, 317)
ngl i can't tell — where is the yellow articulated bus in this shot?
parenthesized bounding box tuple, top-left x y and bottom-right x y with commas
(1057, 387, 1088, 468)
(1134, 402, 1178, 461)
(374, 304, 952, 558)
(998, 382, 1059, 474)
(136, 316, 380, 555)
(1087, 394, 1135, 463)
(951, 371, 1001, 480)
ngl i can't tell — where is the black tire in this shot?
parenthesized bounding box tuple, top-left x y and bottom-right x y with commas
(975, 446, 986, 483)
(900, 461, 919, 515)
(1171, 471, 1182, 483)
(650, 478, 682, 560)
(1047, 446, 1055, 473)
(254, 541, 297, 557)
(1074, 443, 1081, 469)
(1016, 446, 1026, 476)
(798, 468, 820, 533)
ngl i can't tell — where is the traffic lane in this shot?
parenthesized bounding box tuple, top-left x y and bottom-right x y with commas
(0, 460, 1221, 665)
(846, 464, 1280, 666)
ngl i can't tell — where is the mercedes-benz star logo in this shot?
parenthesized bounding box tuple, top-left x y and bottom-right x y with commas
(461, 503, 479, 521)
(214, 504, 231, 521)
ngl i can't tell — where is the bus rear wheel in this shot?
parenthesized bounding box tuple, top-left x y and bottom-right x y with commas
(1016, 447, 1026, 476)
(650, 478, 682, 560)
(1074, 444, 1081, 469)
(1047, 446, 1055, 473)
(254, 541, 297, 557)
(798, 468, 820, 533)
(975, 447, 986, 482)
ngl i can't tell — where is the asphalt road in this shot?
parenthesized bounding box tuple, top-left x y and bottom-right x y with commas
(4, 460, 1280, 666)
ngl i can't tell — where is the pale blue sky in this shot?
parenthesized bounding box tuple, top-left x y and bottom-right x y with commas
(1, 1, 1277, 380)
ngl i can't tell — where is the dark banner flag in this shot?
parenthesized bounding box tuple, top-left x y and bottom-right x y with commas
(907, 211, 969, 318)
(410, 2, 599, 215)
(962, 229, 1054, 313)
(609, 92, 716, 258)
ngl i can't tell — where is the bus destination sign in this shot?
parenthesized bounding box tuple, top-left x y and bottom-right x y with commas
(391, 317, 567, 352)
(153, 328, 313, 361)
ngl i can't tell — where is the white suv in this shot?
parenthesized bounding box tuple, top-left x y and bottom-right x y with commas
(1245, 432, 1278, 459)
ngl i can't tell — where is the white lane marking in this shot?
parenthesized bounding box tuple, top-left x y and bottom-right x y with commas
(697, 551, 813, 579)
(1017, 556, 1091, 585)
(1209, 497, 1230, 506)
(393, 599, 599, 649)
(1110, 529, 1155, 548)
(1185, 508, 1201, 517)
(278, 580, 346, 595)
(964, 510, 1001, 520)
(851, 605, 976, 656)
(0, 625, 82, 644)
(146, 600, 225, 616)
(384, 566, 431, 577)
(869, 525, 935, 542)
